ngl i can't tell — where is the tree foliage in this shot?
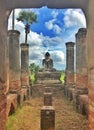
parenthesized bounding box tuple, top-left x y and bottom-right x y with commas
(29, 63, 40, 85)
(17, 11, 37, 25)
(17, 10, 37, 43)
(29, 63, 40, 73)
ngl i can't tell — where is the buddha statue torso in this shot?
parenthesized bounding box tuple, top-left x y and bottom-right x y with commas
(42, 52, 53, 70)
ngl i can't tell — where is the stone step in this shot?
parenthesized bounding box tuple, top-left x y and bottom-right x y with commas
(36, 79, 61, 84)
(32, 83, 64, 98)
(36, 71, 61, 80)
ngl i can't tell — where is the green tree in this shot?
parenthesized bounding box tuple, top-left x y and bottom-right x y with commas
(29, 63, 40, 85)
(17, 11, 37, 44)
(29, 63, 40, 73)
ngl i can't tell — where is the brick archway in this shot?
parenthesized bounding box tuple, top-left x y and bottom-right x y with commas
(0, 0, 94, 130)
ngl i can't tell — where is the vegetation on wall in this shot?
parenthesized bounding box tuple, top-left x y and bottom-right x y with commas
(60, 71, 65, 84)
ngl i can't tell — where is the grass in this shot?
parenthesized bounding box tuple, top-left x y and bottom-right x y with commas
(6, 99, 42, 130)
(6, 96, 88, 130)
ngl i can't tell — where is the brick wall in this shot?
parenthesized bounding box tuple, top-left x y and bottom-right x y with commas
(66, 72, 74, 85)
(88, 68, 94, 130)
(76, 28, 88, 89)
(0, 94, 6, 130)
(76, 73, 88, 89)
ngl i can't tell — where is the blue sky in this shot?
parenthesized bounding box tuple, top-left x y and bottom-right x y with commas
(8, 6, 86, 70)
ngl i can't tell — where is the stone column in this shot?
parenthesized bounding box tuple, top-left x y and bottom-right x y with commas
(73, 28, 88, 111)
(20, 43, 29, 87)
(8, 30, 21, 92)
(65, 42, 75, 85)
(87, 1, 94, 129)
(0, 5, 7, 129)
(76, 28, 88, 90)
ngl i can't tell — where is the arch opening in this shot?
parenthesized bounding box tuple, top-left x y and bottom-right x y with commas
(8, 7, 87, 71)
(8, 103, 15, 116)
(6, 6, 88, 130)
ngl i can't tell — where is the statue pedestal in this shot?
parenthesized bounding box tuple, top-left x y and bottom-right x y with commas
(32, 71, 63, 98)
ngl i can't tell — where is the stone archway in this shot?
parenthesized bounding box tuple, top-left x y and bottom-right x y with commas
(0, 0, 94, 130)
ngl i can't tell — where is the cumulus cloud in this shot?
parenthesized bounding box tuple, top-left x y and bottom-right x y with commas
(53, 24, 61, 34)
(51, 10, 58, 18)
(50, 50, 65, 70)
(51, 51, 64, 63)
(28, 31, 43, 45)
(45, 19, 56, 30)
(63, 9, 86, 28)
(45, 19, 61, 34)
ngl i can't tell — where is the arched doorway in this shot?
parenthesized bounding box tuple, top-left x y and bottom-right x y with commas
(0, 0, 94, 130)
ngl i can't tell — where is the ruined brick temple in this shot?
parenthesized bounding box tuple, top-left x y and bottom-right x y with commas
(0, 0, 94, 130)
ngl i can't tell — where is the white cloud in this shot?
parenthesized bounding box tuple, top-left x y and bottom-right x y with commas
(45, 19, 55, 30)
(63, 9, 86, 28)
(45, 19, 61, 34)
(28, 31, 43, 45)
(51, 50, 65, 63)
(49, 50, 65, 70)
(51, 10, 58, 18)
(53, 24, 61, 34)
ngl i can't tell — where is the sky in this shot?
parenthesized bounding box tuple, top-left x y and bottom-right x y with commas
(8, 6, 86, 70)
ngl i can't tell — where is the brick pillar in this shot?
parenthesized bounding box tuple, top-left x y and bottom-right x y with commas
(44, 93, 52, 106)
(0, 6, 7, 129)
(20, 43, 29, 86)
(65, 42, 75, 85)
(86, 3, 94, 128)
(76, 28, 88, 90)
(8, 30, 21, 92)
(73, 28, 88, 110)
(41, 106, 55, 130)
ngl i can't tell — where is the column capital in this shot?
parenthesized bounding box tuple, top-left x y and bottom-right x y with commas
(8, 30, 20, 36)
(65, 42, 75, 47)
(75, 28, 87, 38)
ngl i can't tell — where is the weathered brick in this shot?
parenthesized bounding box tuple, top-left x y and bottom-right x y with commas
(65, 42, 75, 85)
(0, 94, 6, 130)
(21, 43, 29, 86)
(44, 92, 52, 106)
(41, 106, 55, 130)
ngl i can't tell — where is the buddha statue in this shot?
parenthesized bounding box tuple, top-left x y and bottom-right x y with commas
(42, 52, 53, 70)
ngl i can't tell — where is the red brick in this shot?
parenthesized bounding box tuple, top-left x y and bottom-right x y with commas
(76, 73, 88, 89)
(0, 94, 6, 130)
(41, 106, 55, 130)
(44, 93, 52, 106)
(9, 80, 21, 92)
(21, 77, 29, 86)
(66, 72, 74, 85)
